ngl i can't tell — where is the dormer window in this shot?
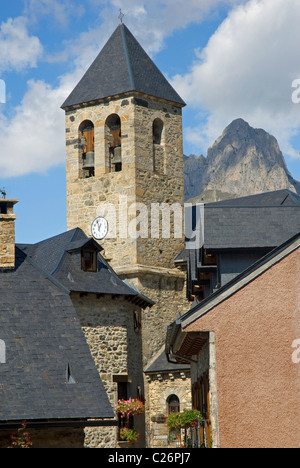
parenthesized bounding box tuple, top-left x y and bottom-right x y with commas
(81, 249, 97, 272)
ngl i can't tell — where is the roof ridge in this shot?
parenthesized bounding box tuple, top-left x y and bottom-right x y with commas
(120, 24, 135, 91)
(49, 229, 87, 276)
(18, 246, 70, 295)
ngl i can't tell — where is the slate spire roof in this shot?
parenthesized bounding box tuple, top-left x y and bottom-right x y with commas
(61, 23, 186, 109)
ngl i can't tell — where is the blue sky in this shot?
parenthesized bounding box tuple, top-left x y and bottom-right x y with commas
(0, 0, 300, 244)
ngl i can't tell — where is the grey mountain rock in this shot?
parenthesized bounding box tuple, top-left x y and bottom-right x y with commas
(184, 118, 300, 202)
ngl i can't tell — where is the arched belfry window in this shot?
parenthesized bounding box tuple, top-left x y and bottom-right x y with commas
(167, 394, 180, 414)
(106, 114, 122, 173)
(153, 118, 165, 173)
(79, 120, 95, 178)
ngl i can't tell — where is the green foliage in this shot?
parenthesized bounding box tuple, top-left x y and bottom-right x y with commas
(166, 409, 203, 431)
(119, 427, 139, 443)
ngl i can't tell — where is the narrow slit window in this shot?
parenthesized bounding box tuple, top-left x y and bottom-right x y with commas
(153, 118, 164, 173)
(153, 118, 163, 145)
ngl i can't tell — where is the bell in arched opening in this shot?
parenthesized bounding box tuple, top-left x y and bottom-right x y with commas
(79, 120, 95, 177)
(106, 114, 122, 172)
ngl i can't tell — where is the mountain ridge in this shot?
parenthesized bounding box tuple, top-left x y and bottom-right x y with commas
(184, 118, 300, 202)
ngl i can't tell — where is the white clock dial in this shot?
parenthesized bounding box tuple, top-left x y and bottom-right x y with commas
(91, 217, 108, 240)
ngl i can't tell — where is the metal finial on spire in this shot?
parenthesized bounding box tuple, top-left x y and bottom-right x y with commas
(119, 8, 124, 24)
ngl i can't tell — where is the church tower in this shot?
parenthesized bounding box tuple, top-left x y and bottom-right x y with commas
(62, 23, 188, 364)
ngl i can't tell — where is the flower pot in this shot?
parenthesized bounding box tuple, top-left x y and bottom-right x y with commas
(118, 441, 132, 449)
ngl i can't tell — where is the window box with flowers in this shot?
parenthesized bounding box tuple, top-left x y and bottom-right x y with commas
(116, 399, 145, 446)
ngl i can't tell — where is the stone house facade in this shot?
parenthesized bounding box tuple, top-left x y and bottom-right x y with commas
(72, 293, 146, 448)
(0, 201, 120, 448)
(0, 193, 156, 447)
(144, 348, 191, 448)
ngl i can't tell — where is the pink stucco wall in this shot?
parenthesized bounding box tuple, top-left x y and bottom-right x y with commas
(185, 248, 300, 448)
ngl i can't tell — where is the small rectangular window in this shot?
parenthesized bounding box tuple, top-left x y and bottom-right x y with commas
(81, 250, 97, 272)
(202, 249, 217, 266)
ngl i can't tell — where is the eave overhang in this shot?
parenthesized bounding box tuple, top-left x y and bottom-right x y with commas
(0, 418, 118, 431)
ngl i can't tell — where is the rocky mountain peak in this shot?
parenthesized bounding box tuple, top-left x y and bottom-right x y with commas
(184, 118, 299, 202)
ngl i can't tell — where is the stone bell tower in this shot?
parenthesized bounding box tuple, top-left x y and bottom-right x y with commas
(61, 23, 188, 364)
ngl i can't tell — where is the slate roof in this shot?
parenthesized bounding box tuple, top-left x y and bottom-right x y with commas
(190, 190, 300, 251)
(0, 227, 154, 425)
(144, 347, 190, 374)
(167, 230, 300, 357)
(61, 23, 185, 109)
(186, 231, 300, 329)
(207, 189, 300, 208)
(0, 248, 114, 424)
(19, 228, 154, 307)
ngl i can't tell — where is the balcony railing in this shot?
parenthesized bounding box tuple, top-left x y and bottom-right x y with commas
(186, 419, 211, 448)
(171, 419, 211, 448)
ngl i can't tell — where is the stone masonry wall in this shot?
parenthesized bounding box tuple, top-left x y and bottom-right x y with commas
(0, 215, 16, 269)
(65, 93, 191, 448)
(145, 370, 191, 448)
(119, 273, 188, 367)
(65, 93, 188, 364)
(71, 292, 144, 448)
(65, 93, 185, 272)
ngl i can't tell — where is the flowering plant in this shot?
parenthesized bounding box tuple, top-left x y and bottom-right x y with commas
(119, 427, 139, 443)
(8, 421, 33, 449)
(166, 409, 202, 430)
(116, 399, 145, 419)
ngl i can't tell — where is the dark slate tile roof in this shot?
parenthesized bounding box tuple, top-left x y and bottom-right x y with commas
(19, 228, 154, 307)
(19, 228, 81, 276)
(145, 349, 190, 374)
(179, 230, 300, 329)
(206, 189, 300, 208)
(0, 248, 114, 423)
(61, 23, 185, 109)
(201, 190, 300, 250)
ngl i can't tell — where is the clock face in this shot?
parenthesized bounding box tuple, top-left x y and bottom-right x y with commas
(91, 217, 108, 240)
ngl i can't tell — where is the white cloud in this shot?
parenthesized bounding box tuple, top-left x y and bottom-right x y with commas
(0, 0, 245, 178)
(23, 0, 85, 27)
(172, 0, 300, 158)
(3, 0, 283, 178)
(0, 79, 67, 177)
(0, 16, 43, 73)
(97, 0, 245, 55)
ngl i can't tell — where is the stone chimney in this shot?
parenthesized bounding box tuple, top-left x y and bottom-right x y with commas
(0, 198, 18, 269)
